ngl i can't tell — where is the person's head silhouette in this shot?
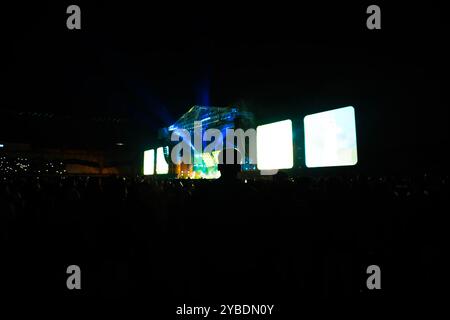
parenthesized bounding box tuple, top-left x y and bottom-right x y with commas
(218, 148, 242, 181)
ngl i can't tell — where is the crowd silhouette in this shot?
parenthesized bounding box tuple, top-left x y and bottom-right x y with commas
(0, 161, 447, 302)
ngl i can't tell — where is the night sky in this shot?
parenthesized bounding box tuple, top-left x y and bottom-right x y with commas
(1, 2, 447, 170)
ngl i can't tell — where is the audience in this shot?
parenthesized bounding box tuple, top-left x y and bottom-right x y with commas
(0, 167, 447, 300)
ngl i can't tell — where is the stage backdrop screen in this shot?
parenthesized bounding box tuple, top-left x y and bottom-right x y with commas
(304, 106, 358, 168)
(257, 119, 294, 170)
(156, 146, 169, 174)
(143, 149, 154, 175)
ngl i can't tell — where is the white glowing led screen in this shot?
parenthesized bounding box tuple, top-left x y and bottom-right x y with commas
(304, 106, 358, 168)
(156, 146, 169, 174)
(143, 149, 154, 175)
(256, 119, 294, 170)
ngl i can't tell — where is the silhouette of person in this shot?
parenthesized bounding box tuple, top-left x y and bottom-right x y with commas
(217, 148, 242, 183)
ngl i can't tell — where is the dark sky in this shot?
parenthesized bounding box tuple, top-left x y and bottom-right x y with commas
(1, 2, 447, 169)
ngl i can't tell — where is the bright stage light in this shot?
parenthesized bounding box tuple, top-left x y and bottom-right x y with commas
(257, 119, 294, 170)
(199, 150, 221, 179)
(143, 149, 154, 175)
(156, 146, 169, 174)
(304, 106, 358, 168)
(202, 152, 216, 167)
